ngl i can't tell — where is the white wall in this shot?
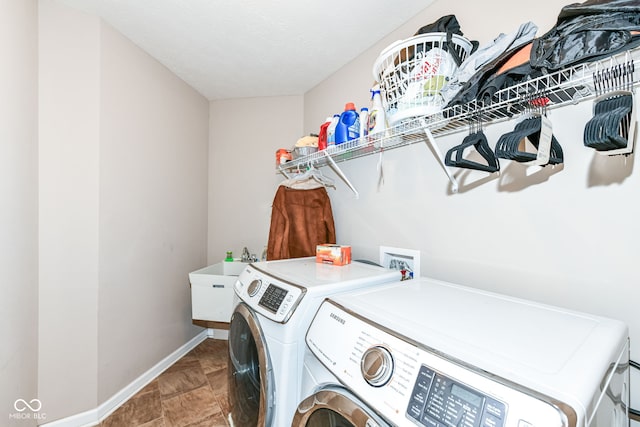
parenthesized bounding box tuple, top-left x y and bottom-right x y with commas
(38, 0, 209, 421)
(38, 1, 100, 419)
(208, 96, 303, 263)
(0, 1, 39, 425)
(98, 16, 209, 404)
(304, 0, 640, 419)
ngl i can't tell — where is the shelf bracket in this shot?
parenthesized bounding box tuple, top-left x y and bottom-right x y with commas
(323, 150, 360, 199)
(423, 125, 459, 193)
(278, 168, 291, 179)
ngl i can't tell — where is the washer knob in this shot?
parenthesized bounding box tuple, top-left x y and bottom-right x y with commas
(247, 279, 262, 297)
(361, 346, 394, 387)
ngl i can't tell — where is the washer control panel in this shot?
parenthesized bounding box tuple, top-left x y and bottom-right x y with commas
(234, 266, 304, 323)
(306, 300, 571, 427)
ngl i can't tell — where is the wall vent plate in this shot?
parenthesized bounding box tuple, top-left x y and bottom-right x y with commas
(379, 246, 420, 280)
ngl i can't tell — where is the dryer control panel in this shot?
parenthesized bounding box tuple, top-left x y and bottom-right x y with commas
(306, 300, 573, 427)
(406, 365, 506, 427)
(234, 266, 304, 323)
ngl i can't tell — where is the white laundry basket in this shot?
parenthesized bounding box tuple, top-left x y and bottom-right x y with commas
(373, 33, 473, 125)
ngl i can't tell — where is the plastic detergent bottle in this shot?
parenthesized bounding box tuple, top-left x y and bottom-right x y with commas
(335, 103, 360, 145)
(318, 116, 332, 150)
(327, 114, 339, 147)
(368, 88, 386, 135)
(359, 108, 369, 137)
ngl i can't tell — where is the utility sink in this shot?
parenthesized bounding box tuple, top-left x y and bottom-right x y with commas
(189, 261, 250, 322)
(190, 260, 249, 278)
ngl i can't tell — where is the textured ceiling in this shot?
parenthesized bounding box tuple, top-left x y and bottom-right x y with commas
(55, 0, 433, 100)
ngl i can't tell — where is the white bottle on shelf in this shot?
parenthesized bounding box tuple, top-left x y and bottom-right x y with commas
(368, 87, 387, 135)
(327, 114, 340, 147)
(359, 107, 369, 138)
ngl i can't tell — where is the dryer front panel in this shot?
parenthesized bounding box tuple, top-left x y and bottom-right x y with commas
(228, 303, 274, 426)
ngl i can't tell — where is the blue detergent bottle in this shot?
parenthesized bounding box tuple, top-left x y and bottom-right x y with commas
(334, 103, 360, 145)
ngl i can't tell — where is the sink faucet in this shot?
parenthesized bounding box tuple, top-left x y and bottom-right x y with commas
(241, 247, 251, 263)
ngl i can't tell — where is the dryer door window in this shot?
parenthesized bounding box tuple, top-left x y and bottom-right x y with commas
(228, 303, 273, 427)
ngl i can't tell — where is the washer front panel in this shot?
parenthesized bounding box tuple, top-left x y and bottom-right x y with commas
(234, 265, 305, 323)
(306, 301, 572, 427)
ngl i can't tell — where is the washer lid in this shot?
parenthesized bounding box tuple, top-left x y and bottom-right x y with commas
(307, 296, 591, 427)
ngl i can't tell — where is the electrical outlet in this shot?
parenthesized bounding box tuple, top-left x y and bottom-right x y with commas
(379, 246, 420, 280)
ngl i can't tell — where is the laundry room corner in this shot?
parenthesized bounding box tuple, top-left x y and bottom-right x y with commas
(207, 95, 304, 264)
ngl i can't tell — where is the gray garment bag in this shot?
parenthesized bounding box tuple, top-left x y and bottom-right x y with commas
(440, 21, 538, 105)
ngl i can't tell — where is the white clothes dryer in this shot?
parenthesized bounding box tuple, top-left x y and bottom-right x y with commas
(295, 278, 630, 427)
(227, 257, 401, 427)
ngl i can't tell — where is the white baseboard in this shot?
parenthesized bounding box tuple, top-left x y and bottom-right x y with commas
(211, 328, 229, 340)
(40, 329, 211, 427)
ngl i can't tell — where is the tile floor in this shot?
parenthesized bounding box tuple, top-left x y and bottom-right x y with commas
(100, 338, 230, 427)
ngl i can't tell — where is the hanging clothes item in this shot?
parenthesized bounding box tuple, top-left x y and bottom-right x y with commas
(530, 0, 640, 71)
(266, 183, 336, 261)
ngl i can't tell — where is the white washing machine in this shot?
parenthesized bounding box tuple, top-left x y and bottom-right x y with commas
(294, 278, 630, 427)
(227, 257, 401, 427)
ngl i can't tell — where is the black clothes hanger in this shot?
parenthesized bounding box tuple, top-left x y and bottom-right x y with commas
(495, 115, 563, 165)
(583, 91, 634, 152)
(445, 111, 500, 173)
(584, 59, 636, 154)
(518, 117, 564, 165)
(445, 128, 500, 172)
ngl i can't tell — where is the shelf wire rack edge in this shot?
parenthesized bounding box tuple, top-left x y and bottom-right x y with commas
(278, 46, 640, 174)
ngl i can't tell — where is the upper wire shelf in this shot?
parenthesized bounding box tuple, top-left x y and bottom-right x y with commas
(278, 46, 640, 175)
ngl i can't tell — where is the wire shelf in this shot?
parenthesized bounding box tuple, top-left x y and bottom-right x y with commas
(278, 46, 640, 181)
